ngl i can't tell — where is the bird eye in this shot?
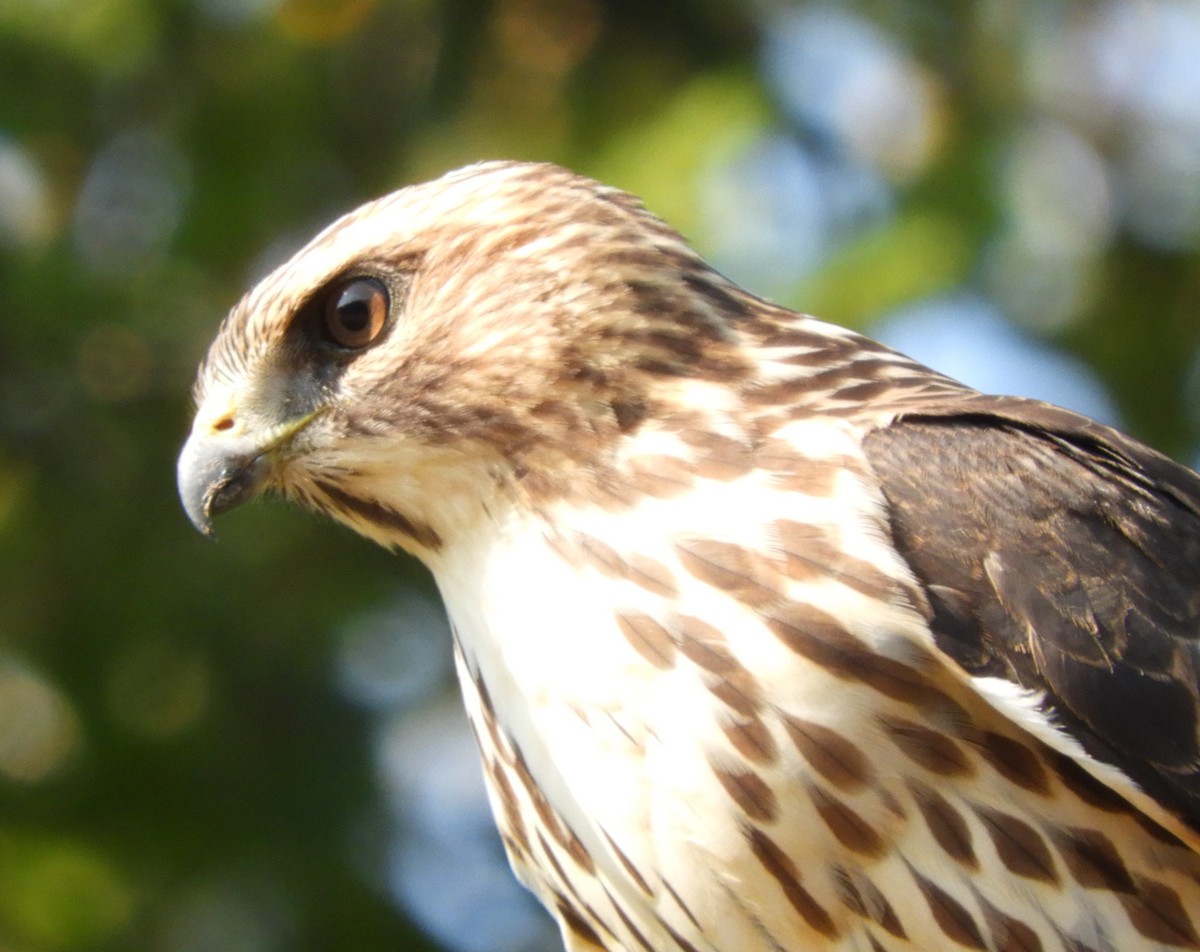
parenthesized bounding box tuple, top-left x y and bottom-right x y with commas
(323, 277, 389, 349)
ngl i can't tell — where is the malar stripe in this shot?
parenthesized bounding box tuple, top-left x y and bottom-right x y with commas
(744, 826, 840, 939)
(315, 481, 443, 550)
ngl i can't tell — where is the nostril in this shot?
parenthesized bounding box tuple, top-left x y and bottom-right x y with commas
(213, 416, 235, 433)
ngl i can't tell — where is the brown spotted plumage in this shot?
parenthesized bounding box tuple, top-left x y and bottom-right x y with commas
(178, 161, 1200, 951)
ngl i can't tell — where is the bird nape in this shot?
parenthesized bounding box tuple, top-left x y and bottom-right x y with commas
(178, 161, 1200, 952)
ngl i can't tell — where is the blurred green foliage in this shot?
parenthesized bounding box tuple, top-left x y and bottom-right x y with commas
(0, 0, 1198, 950)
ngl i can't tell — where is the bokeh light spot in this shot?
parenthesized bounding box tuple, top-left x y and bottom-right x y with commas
(0, 836, 134, 948)
(594, 72, 769, 245)
(274, 0, 377, 42)
(494, 0, 601, 80)
(75, 324, 155, 404)
(762, 6, 943, 181)
(0, 134, 52, 250)
(1004, 121, 1115, 256)
(72, 128, 189, 275)
(0, 0, 157, 74)
(158, 873, 296, 952)
(337, 588, 451, 710)
(0, 459, 29, 533)
(194, 0, 282, 25)
(0, 660, 80, 784)
(105, 637, 212, 740)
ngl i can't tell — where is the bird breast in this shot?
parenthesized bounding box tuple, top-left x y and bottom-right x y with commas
(429, 416, 954, 949)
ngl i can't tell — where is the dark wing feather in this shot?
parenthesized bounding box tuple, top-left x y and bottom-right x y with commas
(862, 399, 1200, 832)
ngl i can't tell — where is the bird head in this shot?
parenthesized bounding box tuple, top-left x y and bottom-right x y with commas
(177, 161, 754, 555)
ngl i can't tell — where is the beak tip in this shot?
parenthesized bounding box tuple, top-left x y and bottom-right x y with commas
(177, 431, 267, 537)
(187, 509, 217, 538)
(179, 483, 216, 537)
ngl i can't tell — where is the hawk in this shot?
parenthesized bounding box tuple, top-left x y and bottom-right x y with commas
(178, 162, 1200, 951)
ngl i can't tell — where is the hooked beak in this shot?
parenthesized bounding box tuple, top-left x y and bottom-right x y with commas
(176, 408, 324, 536)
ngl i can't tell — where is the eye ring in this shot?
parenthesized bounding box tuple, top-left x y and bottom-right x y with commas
(323, 277, 390, 350)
